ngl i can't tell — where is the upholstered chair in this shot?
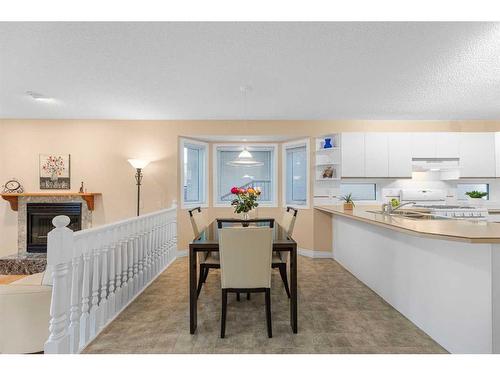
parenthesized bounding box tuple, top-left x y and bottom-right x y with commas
(188, 207, 220, 297)
(0, 271, 51, 353)
(219, 227, 273, 338)
(271, 206, 298, 298)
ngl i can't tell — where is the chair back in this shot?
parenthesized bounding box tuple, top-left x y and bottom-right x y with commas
(219, 227, 273, 289)
(188, 207, 204, 238)
(282, 207, 298, 236)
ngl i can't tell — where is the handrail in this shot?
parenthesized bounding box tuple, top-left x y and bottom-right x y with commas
(44, 204, 178, 354)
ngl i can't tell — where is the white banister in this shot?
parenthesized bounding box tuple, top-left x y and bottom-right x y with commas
(44, 205, 177, 353)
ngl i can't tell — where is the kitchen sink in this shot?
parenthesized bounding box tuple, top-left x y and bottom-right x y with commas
(366, 210, 450, 220)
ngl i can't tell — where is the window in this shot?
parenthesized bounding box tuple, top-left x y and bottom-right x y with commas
(180, 139, 208, 208)
(340, 183, 376, 201)
(214, 144, 277, 206)
(456, 183, 489, 200)
(283, 139, 309, 207)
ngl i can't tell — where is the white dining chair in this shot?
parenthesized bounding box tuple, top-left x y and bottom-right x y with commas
(219, 226, 273, 338)
(188, 207, 220, 297)
(272, 206, 298, 298)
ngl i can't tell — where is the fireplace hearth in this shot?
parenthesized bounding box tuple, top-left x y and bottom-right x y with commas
(26, 203, 82, 253)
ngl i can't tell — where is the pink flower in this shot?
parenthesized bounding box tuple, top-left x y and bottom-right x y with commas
(231, 187, 239, 194)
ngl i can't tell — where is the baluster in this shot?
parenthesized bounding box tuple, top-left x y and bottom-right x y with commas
(68, 236, 83, 353)
(127, 222, 135, 300)
(132, 221, 140, 293)
(137, 218, 145, 290)
(114, 225, 123, 312)
(145, 217, 152, 283)
(107, 226, 117, 320)
(44, 215, 74, 354)
(162, 215, 167, 267)
(168, 218, 174, 263)
(79, 236, 91, 348)
(99, 230, 109, 329)
(155, 215, 160, 275)
(121, 224, 130, 305)
(89, 234, 101, 339)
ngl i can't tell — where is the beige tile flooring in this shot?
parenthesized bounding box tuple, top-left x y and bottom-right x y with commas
(83, 256, 447, 354)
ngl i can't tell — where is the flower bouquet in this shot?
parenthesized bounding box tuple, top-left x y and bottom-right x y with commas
(230, 186, 261, 220)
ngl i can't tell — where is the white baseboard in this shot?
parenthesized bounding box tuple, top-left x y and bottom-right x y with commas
(175, 249, 188, 257)
(298, 248, 333, 259)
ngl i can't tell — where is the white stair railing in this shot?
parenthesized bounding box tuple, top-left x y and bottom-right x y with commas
(44, 204, 177, 354)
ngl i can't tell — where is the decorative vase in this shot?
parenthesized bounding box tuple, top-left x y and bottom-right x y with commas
(343, 203, 354, 211)
(50, 171, 58, 182)
(467, 196, 484, 207)
(323, 138, 333, 149)
(242, 212, 250, 226)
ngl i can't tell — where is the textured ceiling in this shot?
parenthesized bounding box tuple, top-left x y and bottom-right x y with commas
(0, 22, 499, 120)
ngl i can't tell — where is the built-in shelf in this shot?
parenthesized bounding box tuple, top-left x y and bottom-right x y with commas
(1, 193, 102, 211)
(316, 177, 341, 181)
(315, 162, 341, 167)
(315, 147, 341, 153)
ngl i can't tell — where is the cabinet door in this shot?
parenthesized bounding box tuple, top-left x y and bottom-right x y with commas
(459, 132, 496, 178)
(365, 133, 388, 177)
(341, 133, 365, 177)
(411, 132, 436, 158)
(387, 133, 412, 178)
(496, 133, 500, 178)
(435, 132, 460, 158)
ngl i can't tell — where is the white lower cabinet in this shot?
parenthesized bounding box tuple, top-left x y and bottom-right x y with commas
(459, 132, 496, 178)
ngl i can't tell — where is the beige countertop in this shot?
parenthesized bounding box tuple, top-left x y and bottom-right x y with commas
(315, 205, 500, 244)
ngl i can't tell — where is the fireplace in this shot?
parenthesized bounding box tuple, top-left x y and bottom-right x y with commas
(26, 203, 82, 253)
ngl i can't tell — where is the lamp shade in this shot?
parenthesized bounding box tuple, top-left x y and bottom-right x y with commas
(128, 159, 150, 169)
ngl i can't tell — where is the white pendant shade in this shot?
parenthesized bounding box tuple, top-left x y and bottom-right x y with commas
(227, 148, 264, 167)
(128, 159, 150, 169)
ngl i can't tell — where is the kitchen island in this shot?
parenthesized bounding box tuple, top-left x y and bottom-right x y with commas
(316, 205, 500, 354)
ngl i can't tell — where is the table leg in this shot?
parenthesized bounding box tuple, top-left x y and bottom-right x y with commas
(189, 245, 197, 334)
(290, 245, 298, 333)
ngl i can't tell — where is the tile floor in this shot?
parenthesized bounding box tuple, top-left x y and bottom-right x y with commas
(83, 256, 447, 354)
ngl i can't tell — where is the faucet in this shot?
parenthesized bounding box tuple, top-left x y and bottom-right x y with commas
(382, 201, 416, 214)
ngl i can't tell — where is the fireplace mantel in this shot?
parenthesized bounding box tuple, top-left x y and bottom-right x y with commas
(1, 193, 101, 211)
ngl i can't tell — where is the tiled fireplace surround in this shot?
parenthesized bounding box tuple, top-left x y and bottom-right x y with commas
(0, 195, 92, 275)
(17, 195, 92, 254)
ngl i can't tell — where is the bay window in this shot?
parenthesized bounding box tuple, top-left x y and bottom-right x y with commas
(180, 138, 208, 208)
(283, 139, 310, 207)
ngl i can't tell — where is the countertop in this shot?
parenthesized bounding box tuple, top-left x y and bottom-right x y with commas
(315, 205, 500, 244)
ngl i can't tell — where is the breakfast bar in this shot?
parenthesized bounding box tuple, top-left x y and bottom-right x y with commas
(316, 205, 500, 354)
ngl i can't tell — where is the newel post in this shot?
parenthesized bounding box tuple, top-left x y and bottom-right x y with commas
(44, 215, 74, 354)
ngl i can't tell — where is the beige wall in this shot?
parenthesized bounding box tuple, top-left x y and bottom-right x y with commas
(2, 119, 500, 257)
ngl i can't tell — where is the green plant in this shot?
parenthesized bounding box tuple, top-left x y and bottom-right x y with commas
(390, 198, 400, 208)
(465, 191, 488, 199)
(340, 193, 355, 207)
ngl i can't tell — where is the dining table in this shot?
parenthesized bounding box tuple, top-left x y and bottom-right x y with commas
(188, 218, 298, 334)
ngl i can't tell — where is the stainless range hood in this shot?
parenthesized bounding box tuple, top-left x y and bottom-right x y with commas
(412, 158, 460, 180)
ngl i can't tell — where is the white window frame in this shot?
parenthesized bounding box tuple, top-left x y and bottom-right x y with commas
(180, 138, 209, 209)
(282, 138, 310, 209)
(213, 143, 278, 208)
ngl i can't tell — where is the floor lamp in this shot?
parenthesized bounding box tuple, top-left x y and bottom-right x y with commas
(128, 159, 150, 216)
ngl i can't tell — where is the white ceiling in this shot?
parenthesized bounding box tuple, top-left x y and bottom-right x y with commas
(0, 22, 499, 120)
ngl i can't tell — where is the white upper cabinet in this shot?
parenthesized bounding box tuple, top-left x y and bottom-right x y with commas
(496, 133, 500, 178)
(435, 132, 460, 158)
(411, 132, 436, 158)
(459, 132, 496, 178)
(341, 133, 365, 177)
(387, 133, 412, 177)
(365, 133, 388, 177)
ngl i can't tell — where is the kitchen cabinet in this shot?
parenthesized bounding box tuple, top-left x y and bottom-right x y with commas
(387, 133, 412, 177)
(496, 133, 500, 178)
(459, 132, 496, 178)
(435, 132, 460, 158)
(411, 132, 435, 158)
(365, 133, 388, 177)
(341, 133, 365, 177)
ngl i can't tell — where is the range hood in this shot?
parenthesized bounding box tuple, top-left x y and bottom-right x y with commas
(412, 158, 460, 180)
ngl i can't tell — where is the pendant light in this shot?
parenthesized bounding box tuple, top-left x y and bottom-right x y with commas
(226, 84, 263, 167)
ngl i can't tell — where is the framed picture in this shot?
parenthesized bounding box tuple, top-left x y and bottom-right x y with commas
(39, 154, 71, 189)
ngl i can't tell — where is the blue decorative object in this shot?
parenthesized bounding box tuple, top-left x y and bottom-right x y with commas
(323, 137, 333, 149)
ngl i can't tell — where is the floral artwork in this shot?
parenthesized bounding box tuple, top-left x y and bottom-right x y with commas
(39, 154, 71, 189)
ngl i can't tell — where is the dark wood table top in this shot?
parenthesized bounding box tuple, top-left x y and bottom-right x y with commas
(190, 219, 296, 250)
